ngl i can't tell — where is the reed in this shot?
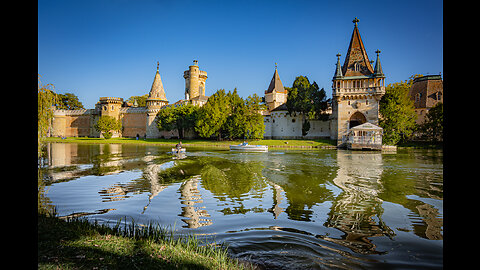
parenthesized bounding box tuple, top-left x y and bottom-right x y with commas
(38, 212, 252, 269)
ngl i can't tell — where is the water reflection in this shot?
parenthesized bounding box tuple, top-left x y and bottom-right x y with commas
(179, 175, 212, 228)
(39, 143, 443, 269)
(326, 151, 393, 254)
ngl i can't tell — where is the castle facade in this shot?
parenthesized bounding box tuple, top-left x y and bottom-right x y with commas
(264, 18, 385, 145)
(50, 60, 208, 139)
(50, 18, 385, 146)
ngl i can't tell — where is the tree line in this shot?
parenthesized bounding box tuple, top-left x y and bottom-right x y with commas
(156, 89, 265, 140)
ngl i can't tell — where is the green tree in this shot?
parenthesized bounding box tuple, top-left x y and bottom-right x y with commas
(94, 116, 122, 139)
(156, 106, 177, 132)
(38, 75, 57, 140)
(244, 94, 266, 139)
(419, 102, 443, 142)
(195, 89, 231, 139)
(157, 103, 199, 139)
(286, 76, 329, 136)
(379, 76, 418, 145)
(56, 92, 85, 110)
(127, 94, 148, 107)
(195, 89, 265, 140)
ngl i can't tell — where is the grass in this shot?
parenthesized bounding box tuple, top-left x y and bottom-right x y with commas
(42, 137, 337, 149)
(38, 212, 252, 269)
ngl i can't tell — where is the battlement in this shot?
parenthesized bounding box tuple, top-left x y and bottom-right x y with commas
(99, 97, 124, 103)
(53, 109, 94, 116)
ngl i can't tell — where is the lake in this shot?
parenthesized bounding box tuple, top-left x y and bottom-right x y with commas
(38, 143, 443, 269)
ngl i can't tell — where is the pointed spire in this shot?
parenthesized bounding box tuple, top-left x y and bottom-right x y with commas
(266, 64, 286, 93)
(374, 50, 385, 78)
(342, 17, 374, 77)
(147, 61, 168, 102)
(333, 53, 343, 79)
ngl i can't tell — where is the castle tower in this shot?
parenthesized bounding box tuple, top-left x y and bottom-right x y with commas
(331, 18, 386, 145)
(94, 97, 124, 138)
(264, 63, 288, 111)
(146, 62, 168, 138)
(184, 60, 208, 100)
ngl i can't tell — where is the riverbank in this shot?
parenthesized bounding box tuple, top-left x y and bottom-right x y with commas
(38, 213, 251, 269)
(42, 137, 338, 149)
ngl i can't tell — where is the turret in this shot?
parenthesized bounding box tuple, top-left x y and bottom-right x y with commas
(184, 60, 207, 100)
(146, 61, 168, 110)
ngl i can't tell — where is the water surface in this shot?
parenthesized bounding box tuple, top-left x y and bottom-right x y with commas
(39, 143, 443, 269)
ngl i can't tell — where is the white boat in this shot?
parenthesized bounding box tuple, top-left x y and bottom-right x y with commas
(229, 142, 268, 152)
(171, 148, 186, 154)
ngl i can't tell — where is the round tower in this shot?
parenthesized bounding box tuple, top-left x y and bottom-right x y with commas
(184, 60, 207, 100)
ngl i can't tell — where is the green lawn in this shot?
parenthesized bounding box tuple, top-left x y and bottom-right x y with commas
(42, 137, 337, 149)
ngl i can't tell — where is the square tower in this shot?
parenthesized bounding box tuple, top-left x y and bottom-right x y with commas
(331, 18, 385, 145)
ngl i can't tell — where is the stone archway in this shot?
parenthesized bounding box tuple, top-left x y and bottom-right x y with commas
(349, 111, 366, 129)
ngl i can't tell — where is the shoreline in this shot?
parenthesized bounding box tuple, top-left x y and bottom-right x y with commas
(41, 137, 442, 150)
(41, 137, 338, 149)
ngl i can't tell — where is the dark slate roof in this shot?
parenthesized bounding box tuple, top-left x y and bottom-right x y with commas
(265, 68, 286, 93)
(270, 103, 288, 112)
(342, 20, 374, 77)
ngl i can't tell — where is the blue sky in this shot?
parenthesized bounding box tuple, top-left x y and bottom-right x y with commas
(38, 0, 443, 109)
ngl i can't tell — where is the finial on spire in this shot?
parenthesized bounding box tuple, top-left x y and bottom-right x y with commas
(156, 61, 159, 71)
(375, 49, 381, 55)
(336, 53, 341, 60)
(353, 17, 359, 26)
(275, 62, 277, 70)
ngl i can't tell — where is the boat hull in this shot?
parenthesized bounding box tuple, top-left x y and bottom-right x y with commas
(229, 145, 268, 152)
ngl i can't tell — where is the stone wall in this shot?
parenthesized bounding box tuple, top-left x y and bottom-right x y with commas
(264, 111, 331, 139)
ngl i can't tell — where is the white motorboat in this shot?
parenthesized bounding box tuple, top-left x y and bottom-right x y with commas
(171, 148, 186, 154)
(229, 142, 268, 152)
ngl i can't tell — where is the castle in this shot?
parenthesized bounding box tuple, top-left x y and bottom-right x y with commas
(50, 18, 386, 146)
(50, 60, 209, 139)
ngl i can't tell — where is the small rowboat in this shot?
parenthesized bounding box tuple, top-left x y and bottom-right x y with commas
(229, 143, 268, 152)
(171, 148, 186, 154)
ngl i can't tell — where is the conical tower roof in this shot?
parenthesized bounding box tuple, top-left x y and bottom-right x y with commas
(342, 18, 374, 77)
(148, 62, 168, 101)
(333, 53, 343, 79)
(373, 50, 385, 78)
(266, 64, 286, 93)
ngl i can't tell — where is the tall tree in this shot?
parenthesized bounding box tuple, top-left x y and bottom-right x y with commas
(195, 89, 265, 140)
(379, 76, 418, 145)
(56, 92, 85, 110)
(285, 76, 329, 136)
(195, 89, 231, 140)
(38, 75, 57, 140)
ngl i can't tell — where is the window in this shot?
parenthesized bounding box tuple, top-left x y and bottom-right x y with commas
(292, 119, 296, 123)
(415, 93, 422, 102)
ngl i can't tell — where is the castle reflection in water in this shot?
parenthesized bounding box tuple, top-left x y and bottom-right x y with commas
(41, 143, 443, 254)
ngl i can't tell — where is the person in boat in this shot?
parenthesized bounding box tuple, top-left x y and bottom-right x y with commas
(176, 141, 183, 149)
(242, 141, 248, 146)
